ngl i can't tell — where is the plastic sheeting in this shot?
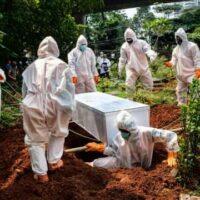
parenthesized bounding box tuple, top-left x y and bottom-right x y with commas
(73, 92, 149, 144)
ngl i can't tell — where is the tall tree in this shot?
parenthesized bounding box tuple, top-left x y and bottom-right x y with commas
(188, 27, 200, 46)
(153, 3, 182, 18)
(177, 8, 200, 31)
(86, 11, 130, 54)
(143, 17, 172, 50)
(132, 6, 155, 37)
(0, 0, 103, 61)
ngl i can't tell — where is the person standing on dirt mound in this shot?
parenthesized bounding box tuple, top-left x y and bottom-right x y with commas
(165, 28, 200, 106)
(21, 36, 76, 183)
(86, 111, 179, 169)
(68, 35, 100, 94)
(118, 28, 157, 94)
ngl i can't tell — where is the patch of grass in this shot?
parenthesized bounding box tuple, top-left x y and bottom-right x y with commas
(150, 56, 175, 79)
(130, 88, 176, 105)
(97, 76, 177, 106)
(0, 105, 21, 128)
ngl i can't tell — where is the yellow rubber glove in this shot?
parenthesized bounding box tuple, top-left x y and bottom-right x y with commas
(85, 142, 105, 153)
(72, 76, 78, 84)
(167, 152, 177, 167)
(94, 76, 100, 84)
(165, 61, 173, 68)
(195, 69, 200, 79)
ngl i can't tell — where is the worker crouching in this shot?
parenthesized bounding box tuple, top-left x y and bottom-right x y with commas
(86, 111, 179, 169)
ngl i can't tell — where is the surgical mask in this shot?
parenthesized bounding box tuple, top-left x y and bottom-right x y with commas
(126, 38, 133, 44)
(120, 130, 130, 141)
(80, 44, 87, 52)
(176, 36, 182, 45)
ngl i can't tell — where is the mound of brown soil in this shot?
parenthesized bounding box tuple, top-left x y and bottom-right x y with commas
(0, 105, 183, 200)
(150, 104, 181, 129)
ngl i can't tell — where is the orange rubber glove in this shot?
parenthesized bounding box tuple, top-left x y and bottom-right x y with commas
(0, 74, 4, 81)
(195, 69, 200, 79)
(165, 61, 173, 68)
(94, 76, 100, 84)
(72, 76, 78, 84)
(167, 152, 177, 167)
(85, 142, 105, 153)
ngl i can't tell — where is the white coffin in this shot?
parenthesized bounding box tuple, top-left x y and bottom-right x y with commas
(73, 92, 149, 144)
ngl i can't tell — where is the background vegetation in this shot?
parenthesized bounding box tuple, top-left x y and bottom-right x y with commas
(0, 0, 200, 194)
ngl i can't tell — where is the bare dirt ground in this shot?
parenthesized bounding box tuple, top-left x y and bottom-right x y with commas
(0, 104, 183, 200)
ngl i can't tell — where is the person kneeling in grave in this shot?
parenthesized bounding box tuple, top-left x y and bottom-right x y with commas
(85, 110, 179, 169)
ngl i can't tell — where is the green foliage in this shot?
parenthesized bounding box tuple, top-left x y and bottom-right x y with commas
(127, 87, 176, 106)
(68, 0, 104, 14)
(177, 8, 200, 31)
(188, 27, 200, 46)
(0, 105, 21, 128)
(0, 12, 6, 46)
(86, 11, 130, 53)
(146, 17, 172, 37)
(150, 56, 175, 79)
(132, 7, 155, 39)
(97, 78, 124, 93)
(0, 0, 103, 60)
(0, 30, 4, 44)
(144, 17, 172, 49)
(153, 3, 182, 18)
(177, 79, 200, 190)
(0, 85, 22, 128)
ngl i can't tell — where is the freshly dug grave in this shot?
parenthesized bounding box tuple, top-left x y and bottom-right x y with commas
(0, 105, 183, 200)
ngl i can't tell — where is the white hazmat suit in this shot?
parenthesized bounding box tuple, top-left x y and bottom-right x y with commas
(0, 69, 6, 116)
(118, 28, 157, 92)
(22, 36, 75, 176)
(169, 28, 200, 105)
(68, 35, 99, 94)
(91, 111, 179, 169)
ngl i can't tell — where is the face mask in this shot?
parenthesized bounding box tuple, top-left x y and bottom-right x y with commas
(176, 36, 182, 45)
(120, 130, 130, 141)
(80, 44, 87, 52)
(126, 38, 133, 44)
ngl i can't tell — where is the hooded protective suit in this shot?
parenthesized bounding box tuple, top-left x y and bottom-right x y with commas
(22, 36, 75, 175)
(170, 28, 200, 105)
(93, 111, 179, 169)
(0, 69, 6, 116)
(68, 35, 98, 93)
(118, 28, 157, 92)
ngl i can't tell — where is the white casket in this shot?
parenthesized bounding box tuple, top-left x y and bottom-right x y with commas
(73, 92, 150, 144)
